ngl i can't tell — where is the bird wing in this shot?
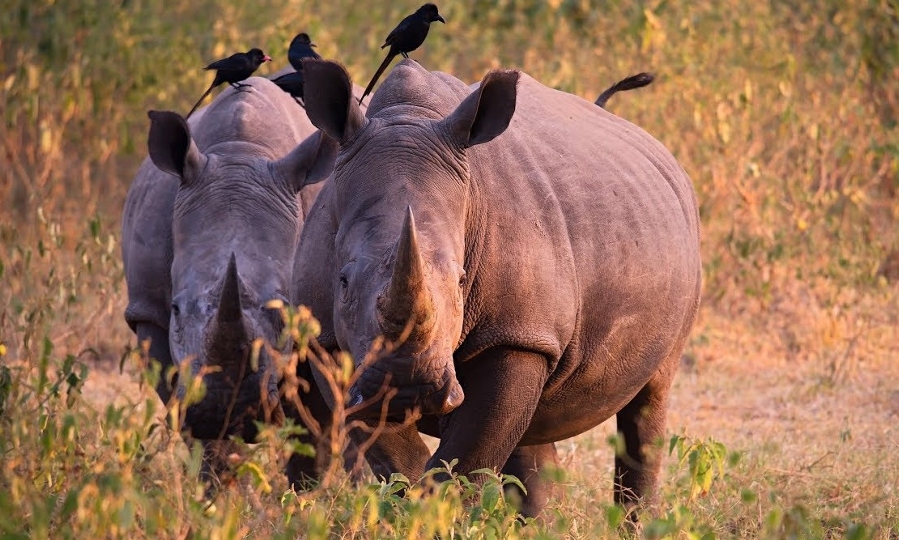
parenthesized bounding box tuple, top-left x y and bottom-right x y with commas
(382, 13, 414, 48)
(205, 52, 247, 71)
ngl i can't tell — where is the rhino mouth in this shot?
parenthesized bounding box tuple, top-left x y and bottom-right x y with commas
(182, 373, 281, 441)
(347, 365, 464, 419)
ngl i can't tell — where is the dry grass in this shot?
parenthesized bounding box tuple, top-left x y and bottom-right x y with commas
(2, 0, 899, 537)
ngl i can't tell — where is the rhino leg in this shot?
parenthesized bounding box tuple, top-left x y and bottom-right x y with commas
(501, 442, 559, 518)
(200, 438, 243, 497)
(613, 353, 678, 517)
(284, 364, 369, 489)
(283, 403, 325, 489)
(135, 323, 174, 405)
(425, 348, 548, 490)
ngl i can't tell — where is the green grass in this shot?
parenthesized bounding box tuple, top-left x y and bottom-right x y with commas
(1, 0, 899, 537)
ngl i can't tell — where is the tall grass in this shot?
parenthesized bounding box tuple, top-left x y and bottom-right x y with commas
(1, 0, 898, 537)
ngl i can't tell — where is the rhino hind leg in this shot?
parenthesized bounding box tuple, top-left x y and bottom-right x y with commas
(501, 442, 559, 519)
(613, 354, 678, 518)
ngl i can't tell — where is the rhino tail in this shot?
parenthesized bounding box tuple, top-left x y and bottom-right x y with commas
(595, 72, 654, 109)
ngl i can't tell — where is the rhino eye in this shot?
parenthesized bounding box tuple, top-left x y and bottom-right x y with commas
(458, 272, 467, 287)
(170, 302, 181, 317)
(338, 273, 350, 303)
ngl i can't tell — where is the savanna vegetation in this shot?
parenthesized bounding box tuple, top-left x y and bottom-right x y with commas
(1, 0, 898, 537)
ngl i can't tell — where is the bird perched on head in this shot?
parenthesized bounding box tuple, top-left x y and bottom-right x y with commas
(359, 3, 445, 104)
(273, 32, 322, 104)
(186, 48, 271, 118)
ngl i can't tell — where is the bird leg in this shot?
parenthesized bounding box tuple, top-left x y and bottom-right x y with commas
(401, 52, 410, 59)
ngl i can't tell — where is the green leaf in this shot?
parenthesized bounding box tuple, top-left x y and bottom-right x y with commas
(740, 488, 757, 503)
(669, 433, 684, 455)
(481, 482, 502, 514)
(89, 214, 101, 240)
(845, 523, 869, 540)
(388, 472, 410, 486)
(500, 474, 526, 493)
(605, 504, 625, 529)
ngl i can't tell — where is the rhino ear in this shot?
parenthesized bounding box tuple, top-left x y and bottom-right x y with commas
(147, 110, 206, 183)
(441, 70, 519, 149)
(274, 130, 339, 192)
(302, 60, 368, 145)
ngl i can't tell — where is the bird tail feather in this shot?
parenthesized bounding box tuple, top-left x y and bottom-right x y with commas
(359, 53, 396, 105)
(186, 83, 215, 119)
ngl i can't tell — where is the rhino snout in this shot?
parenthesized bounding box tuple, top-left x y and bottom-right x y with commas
(347, 368, 464, 417)
(425, 377, 464, 415)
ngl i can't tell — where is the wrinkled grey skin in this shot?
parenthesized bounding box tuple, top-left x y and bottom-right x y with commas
(121, 78, 358, 482)
(293, 60, 701, 517)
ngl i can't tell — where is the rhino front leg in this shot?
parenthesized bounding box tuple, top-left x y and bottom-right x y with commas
(135, 323, 175, 405)
(426, 348, 549, 510)
(200, 438, 243, 497)
(501, 443, 559, 518)
(284, 372, 368, 489)
(614, 354, 678, 515)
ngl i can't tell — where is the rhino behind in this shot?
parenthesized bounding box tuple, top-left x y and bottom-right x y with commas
(121, 78, 346, 483)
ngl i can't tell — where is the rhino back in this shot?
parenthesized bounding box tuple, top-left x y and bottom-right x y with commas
(192, 77, 316, 157)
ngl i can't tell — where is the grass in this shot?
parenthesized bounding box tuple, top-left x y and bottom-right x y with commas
(2, 0, 899, 537)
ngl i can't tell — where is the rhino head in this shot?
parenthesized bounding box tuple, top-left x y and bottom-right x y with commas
(146, 109, 336, 440)
(299, 60, 518, 418)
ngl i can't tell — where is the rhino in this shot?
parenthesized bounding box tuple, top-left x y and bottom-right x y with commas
(121, 77, 367, 484)
(291, 60, 701, 517)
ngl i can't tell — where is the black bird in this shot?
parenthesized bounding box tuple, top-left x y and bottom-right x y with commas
(287, 32, 321, 71)
(273, 32, 322, 104)
(359, 3, 445, 104)
(594, 72, 654, 109)
(272, 71, 308, 103)
(186, 48, 271, 118)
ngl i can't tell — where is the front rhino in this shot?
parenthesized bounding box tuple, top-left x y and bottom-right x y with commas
(294, 60, 701, 518)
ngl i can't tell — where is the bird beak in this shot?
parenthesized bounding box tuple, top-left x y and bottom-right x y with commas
(311, 42, 318, 47)
(437, 15, 446, 23)
(263, 55, 272, 62)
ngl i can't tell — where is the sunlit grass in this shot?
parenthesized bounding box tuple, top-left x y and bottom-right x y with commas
(1, 0, 898, 537)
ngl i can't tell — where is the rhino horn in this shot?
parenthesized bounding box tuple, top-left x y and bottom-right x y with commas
(378, 207, 435, 341)
(207, 254, 249, 365)
(217, 254, 243, 325)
